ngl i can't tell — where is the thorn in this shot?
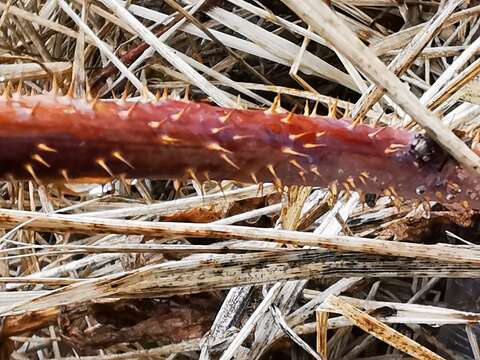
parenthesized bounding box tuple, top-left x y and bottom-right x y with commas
(289, 159, 307, 173)
(328, 98, 338, 118)
(303, 143, 326, 149)
(140, 87, 150, 102)
(24, 164, 40, 183)
(265, 94, 281, 114)
(234, 95, 243, 109)
(344, 102, 351, 118)
(303, 100, 310, 116)
(310, 101, 319, 117)
(250, 172, 258, 184)
(211, 126, 228, 134)
(368, 127, 387, 140)
(161, 88, 169, 99)
(187, 168, 205, 196)
(233, 134, 253, 141)
(220, 154, 240, 169)
(148, 121, 163, 128)
(310, 165, 321, 177)
(203, 171, 210, 181)
(316, 131, 326, 138)
(358, 174, 367, 185)
(266, 164, 282, 190)
(171, 107, 187, 121)
(206, 142, 232, 154)
(348, 118, 362, 129)
(183, 86, 190, 101)
(389, 143, 407, 150)
(187, 168, 200, 185)
(173, 179, 181, 193)
(345, 177, 356, 189)
(388, 186, 398, 198)
(16, 79, 23, 95)
(37, 143, 57, 153)
(155, 89, 162, 100)
(298, 171, 306, 182)
(384, 143, 406, 154)
(124, 103, 137, 119)
(289, 131, 310, 141)
(112, 151, 134, 168)
(2, 81, 12, 101)
(60, 169, 70, 182)
(121, 83, 131, 102)
(160, 135, 181, 144)
(96, 159, 114, 177)
(31, 154, 50, 168)
(267, 164, 277, 178)
(280, 111, 295, 124)
(281, 147, 310, 159)
(66, 78, 75, 98)
(50, 74, 59, 96)
(86, 80, 95, 102)
(90, 97, 100, 111)
(283, 164, 304, 182)
(219, 110, 235, 123)
(360, 171, 370, 179)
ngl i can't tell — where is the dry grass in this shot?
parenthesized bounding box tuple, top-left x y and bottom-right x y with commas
(1, 0, 480, 359)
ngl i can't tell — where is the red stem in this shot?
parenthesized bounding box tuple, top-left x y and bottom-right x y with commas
(0, 95, 478, 206)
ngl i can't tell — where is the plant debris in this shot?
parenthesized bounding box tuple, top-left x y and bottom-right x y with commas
(1, 0, 480, 359)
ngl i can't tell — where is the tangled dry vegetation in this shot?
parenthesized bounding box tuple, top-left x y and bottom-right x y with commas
(2, 0, 480, 359)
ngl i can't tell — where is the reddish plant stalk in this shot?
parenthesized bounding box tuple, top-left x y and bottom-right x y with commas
(88, 0, 221, 95)
(0, 95, 479, 206)
(89, 24, 174, 95)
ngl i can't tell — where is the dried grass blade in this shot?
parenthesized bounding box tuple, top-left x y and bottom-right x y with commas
(323, 295, 445, 360)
